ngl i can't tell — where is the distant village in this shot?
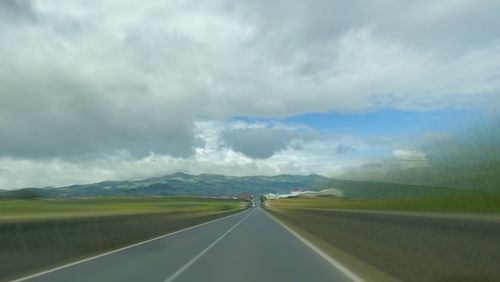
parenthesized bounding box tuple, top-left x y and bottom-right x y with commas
(264, 188, 343, 199)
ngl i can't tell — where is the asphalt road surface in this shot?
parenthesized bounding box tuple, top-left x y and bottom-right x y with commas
(12, 208, 353, 282)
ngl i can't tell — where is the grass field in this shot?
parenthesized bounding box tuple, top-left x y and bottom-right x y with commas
(0, 197, 247, 281)
(267, 192, 500, 214)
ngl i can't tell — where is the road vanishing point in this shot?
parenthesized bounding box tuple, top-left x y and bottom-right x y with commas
(11, 208, 356, 282)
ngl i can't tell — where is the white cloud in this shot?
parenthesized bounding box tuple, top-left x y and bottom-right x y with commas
(393, 149, 426, 162)
(1, 0, 499, 187)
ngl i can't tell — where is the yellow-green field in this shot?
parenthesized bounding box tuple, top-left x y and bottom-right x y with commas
(267, 192, 500, 214)
(0, 197, 246, 222)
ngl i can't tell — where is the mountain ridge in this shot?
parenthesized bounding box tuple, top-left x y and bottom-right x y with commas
(0, 172, 458, 200)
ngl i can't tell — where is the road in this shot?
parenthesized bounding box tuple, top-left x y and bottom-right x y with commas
(12, 208, 353, 282)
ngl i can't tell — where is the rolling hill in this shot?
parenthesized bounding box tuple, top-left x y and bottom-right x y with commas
(0, 172, 460, 199)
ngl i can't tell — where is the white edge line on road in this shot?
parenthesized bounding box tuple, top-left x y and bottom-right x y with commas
(9, 208, 249, 282)
(163, 208, 256, 282)
(264, 210, 366, 282)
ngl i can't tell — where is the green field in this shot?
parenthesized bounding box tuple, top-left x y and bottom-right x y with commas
(267, 192, 500, 214)
(0, 197, 246, 281)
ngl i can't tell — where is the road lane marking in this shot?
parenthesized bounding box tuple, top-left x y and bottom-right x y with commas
(9, 208, 249, 282)
(163, 208, 256, 282)
(264, 211, 366, 282)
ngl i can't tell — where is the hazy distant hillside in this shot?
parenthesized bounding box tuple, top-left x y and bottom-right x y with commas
(310, 178, 456, 199)
(0, 172, 458, 200)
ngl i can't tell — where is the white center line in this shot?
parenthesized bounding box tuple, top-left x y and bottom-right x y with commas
(163, 208, 256, 282)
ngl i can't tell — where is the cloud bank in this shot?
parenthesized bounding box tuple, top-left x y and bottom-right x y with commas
(1, 0, 499, 188)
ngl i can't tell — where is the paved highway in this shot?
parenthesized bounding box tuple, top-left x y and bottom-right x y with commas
(12, 208, 353, 282)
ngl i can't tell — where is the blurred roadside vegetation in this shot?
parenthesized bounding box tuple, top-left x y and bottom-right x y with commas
(267, 192, 500, 214)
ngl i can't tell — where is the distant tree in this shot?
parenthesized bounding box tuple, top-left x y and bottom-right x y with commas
(10, 189, 41, 199)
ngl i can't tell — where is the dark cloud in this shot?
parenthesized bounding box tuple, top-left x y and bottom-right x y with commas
(0, 69, 196, 159)
(222, 128, 296, 159)
(336, 144, 355, 155)
(0, 0, 36, 22)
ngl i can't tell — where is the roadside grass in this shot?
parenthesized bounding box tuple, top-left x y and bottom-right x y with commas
(0, 197, 246, 281)
(268, 192, 500, 214)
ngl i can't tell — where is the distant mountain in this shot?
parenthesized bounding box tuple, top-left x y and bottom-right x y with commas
(0, 172, 459, 199)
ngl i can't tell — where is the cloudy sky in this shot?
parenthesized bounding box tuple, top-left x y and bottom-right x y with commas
(1, 0, 499, 189)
